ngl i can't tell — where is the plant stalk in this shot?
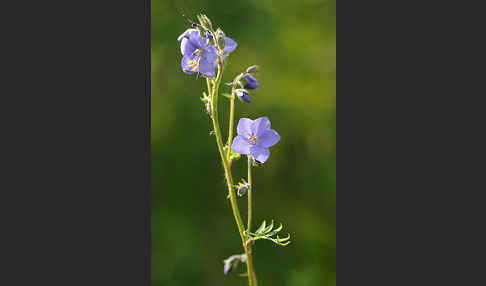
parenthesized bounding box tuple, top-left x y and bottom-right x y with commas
(208, 56, 257, 286)
(226, 87, 236, 160)
(247, 156, 253, 232)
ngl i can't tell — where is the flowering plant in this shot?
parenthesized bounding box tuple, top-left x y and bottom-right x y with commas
(177, 14, 291, 286)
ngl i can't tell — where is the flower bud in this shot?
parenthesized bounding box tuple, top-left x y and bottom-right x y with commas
(215, 28, 226, 50)
(205, 31, 213, 41)
(235, 89, 250, 103)
(242, 74, 259, 90)
(197, 14, 212, 31)
(223, 263, 232, 275)
(237, 184, 250, 197)
(246, 65, 259, 74)
(223, 254, 246, 275)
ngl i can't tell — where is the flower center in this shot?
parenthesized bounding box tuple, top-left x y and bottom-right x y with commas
(187, 49, 204, 71)
(248, 134, 258, 145)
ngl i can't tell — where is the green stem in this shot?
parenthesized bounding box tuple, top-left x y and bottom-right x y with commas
(208, 56, 257, 286)
(246, 156, 257, 286)
(209, 58, 245, 242)
(245, 240, 258, 286)
(206, 78, 212, 98)
(247, 156, 253, 232)
(226, 87, 236, 160)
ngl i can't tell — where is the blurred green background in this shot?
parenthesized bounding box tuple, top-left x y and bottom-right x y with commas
(151, 0, 335, 285)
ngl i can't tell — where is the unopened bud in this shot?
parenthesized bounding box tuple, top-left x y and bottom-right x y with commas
(205, 31, 213, 41)
(197, 14, 212, 31)
(246, 65, 259, 74)
(223, 263, 232, 275)
(235, 89, 250, 103)
(215, 28, 226, 50)
(237, 184, 250, 196)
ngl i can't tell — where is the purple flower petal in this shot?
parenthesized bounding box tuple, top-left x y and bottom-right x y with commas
(223, 37, 237, 54)
(258, 129, 280, 148)
(181, 55, 196, 74)
(243, 74, 259, 90)
(236, 90, 250, 103)
(238, 92, 250, 103)
(237, 118, 253, 137)
(198, 45, 218, 78)
(250, 146, 270, 163)
(180, 37, 197, 55)
(231, 135, 252, 155)
(204, 45, 219, 64)
(189, 34, 206, 48)
(251, 117, 271, 137)
(198, 57, 215, 78)
(177, 28, 198, 41)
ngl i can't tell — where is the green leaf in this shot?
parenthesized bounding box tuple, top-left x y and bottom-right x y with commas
(255, 220, 266, 234)
(222, 93, 234, 99)
(247, 220, 291, 247)
(266, 223, 283, 236)
(277, 234, 291, 242)
(263, 220, 274, 234)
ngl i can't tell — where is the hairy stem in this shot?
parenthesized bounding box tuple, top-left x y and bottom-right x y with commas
(247, 156, 253, 232)
(206, 78, 212, 97)
(246, 156, 257, 286)
(245, 240, 258, 286)
(226, 87, 236, 160)
(209, 58, 245, 242)
(208, 56, 257, 286)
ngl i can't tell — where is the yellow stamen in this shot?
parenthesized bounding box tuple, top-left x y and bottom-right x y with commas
(187, 59, 197, 67)
(249, 135, 258, 145)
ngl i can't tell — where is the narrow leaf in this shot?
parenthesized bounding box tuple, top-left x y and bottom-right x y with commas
(263, 220, 274, 234)
(255, 220, 266, 234)
(277, 234, 291, 242)
(266, 223, 283, 236)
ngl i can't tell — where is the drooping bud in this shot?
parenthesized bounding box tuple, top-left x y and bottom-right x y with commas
(235, 89, 250, 103)
(197, 14, 212, 31)
(246, 65, 259, 74)
(223, 254, 246, 275)
(223, 263, 232, 275)
(242, 74, 259, 90)
(215, 28, 226, 50)
(237, 183, 250, 197)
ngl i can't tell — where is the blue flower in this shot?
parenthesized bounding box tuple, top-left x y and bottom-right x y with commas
(242, 74, 259, 90)
(178, 29, 219, 78)
(231, 117, 280, 163)
(219, 32, 237, 61)
(236, 89, 250, 103)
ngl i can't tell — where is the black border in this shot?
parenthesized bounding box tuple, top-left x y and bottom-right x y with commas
(2, 1, 152, 284)
(144, 0, 151, 284)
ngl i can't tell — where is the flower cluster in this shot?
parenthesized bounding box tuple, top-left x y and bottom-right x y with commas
(178, 18, 236, 78)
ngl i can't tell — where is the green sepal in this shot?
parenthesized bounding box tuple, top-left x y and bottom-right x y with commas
(229, 149, 241, 161)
